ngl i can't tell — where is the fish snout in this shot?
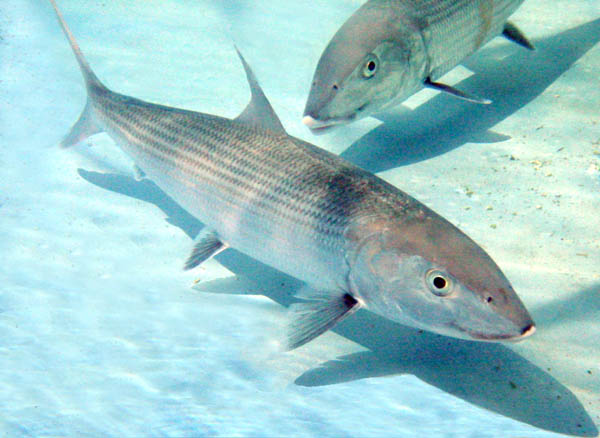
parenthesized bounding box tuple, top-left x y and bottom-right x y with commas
(302, 105, 357, 133)
(507, 321, 536, 342)
(467, 319, 536, 343)
(303, 79, 344, 132)
(302, 115, 338, 133)
(302, 115, 323, 128)
(518, 323, 536, 339)
(488, 286, 536, 341)
(302, 92, 332, 131)
(456, 285, 537, 343)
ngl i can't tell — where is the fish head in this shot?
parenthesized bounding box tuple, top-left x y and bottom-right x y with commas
(347, 213, 535, 342)
(303, 6, 428, 133)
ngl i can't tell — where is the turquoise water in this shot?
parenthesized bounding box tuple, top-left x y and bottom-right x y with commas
(1, 0, 599, 436)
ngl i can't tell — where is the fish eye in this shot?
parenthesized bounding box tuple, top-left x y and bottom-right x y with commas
(362, 54, 379, 78)
(426, 269, 453, 297)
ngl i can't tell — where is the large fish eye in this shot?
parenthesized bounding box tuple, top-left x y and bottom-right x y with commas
(426, 269, 453, 297)
(362, 54, 379, 78)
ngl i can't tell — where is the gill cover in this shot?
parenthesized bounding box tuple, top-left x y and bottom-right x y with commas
(347, 221, 535, 342)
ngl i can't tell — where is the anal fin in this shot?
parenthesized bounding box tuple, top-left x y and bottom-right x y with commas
(184, 228, 228, 270)
(60, 99, 102, 148)
(503, 21, 535, 50)
(287, 291, 361, 350)
(424, 78, 492, 104)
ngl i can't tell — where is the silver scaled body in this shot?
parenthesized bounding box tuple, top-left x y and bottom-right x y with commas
(91, 82, 409, 292)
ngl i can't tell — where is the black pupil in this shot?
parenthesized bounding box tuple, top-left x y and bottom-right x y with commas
(433, 276, 446, 289)
(367, 61, 376, 71)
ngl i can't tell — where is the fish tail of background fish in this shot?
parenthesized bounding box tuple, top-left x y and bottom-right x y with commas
(413, 0, 525, 79)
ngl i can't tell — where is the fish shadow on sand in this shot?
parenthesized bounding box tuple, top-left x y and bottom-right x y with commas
(340, 18, 600, 172)
(533, 283, 600, 329)
(78, 169, 597, 437)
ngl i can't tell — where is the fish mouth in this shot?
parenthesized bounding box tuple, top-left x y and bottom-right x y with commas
(302, 114, 354, 134)
(467, 323, 536, 342)
(303, 101, 369, 133)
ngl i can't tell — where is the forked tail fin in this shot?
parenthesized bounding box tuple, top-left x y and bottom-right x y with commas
(48, 0, 103, 91)
(48, 0, 105, 147)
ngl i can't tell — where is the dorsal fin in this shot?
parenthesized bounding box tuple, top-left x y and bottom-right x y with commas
(234, 47, 287, 135)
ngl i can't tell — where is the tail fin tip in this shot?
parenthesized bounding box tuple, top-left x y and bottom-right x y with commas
(60, 99, 102, 148)
(48, 0, 102, 89)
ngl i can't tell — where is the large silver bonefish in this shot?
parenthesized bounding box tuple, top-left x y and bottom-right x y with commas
(303, 0, 534, 132)
(49, 0, 535, 349)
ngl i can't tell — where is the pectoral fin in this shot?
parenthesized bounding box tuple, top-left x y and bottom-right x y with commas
(287, 291, 361, 350)
(503, 21, 535, 50)
(424, 78, 492, 104)
(184, 228, 228, 270)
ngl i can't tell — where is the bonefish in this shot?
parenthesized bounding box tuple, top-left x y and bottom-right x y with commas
(48, 0, 534, 349)
(303, 0, 534, 132)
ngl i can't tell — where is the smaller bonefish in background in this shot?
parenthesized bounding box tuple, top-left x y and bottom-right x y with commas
(303, 0, 534, 133)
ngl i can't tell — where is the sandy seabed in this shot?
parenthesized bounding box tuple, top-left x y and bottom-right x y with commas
(1, 1, 599, 436)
